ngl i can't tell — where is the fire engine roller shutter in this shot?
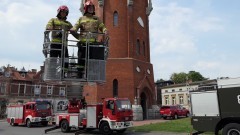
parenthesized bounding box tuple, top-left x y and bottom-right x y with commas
(191, 91, 219, 116)
(70, 115, 79, 127)
(87, 106, 97, 128)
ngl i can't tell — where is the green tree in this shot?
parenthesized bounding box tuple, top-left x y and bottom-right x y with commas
(170, 71, 207, 84)
(188, 71, 206, 82)
(156, 78, 165, 83)
(170, 72, 188, 84)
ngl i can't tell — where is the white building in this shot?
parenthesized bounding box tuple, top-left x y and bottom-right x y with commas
(161, 80, 216, 110)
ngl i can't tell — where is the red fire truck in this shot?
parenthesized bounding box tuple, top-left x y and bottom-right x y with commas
(45, 97, 133, 135)
(7, 101, 52, 127)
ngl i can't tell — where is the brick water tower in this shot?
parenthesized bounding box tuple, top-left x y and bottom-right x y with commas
(81, 0, 155, 119)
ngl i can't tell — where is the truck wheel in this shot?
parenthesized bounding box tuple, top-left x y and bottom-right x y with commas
(100, 122, 112, 135)
(61, 120, 70, 133)
(222, 123, 240, 135)
(116, 129, 127, 134)
(10, 118, 16, 126)
(26, 119, 31, 128)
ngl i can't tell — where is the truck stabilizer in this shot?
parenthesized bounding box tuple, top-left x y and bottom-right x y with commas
(44, 126, 59, 134)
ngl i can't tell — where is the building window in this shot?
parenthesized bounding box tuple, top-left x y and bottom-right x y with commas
(113, 11, 118, 26)
(172, 96, 176, 105)
(179, 89, 182, 91)
(47, 86, 53, 95)
(0, 83, 5, 94)
(34, 85, 41, 95)
(113, 79, 118, 97)
(59, 87, 65, 96)
(0, 83, 6, 93)
(172, 89, 175, 92)
(136, 39, 140, 55)
(165, 96, 169, 105)
(57, 101, 67, 111)
(21, 73, 25, 78)
(143, 41, 146, 56)
(179, 96, 184, 104)
(165, 90, 168, 93)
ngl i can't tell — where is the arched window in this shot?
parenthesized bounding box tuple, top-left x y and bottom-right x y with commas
(113, 79, 118, 97)
(136, 39, 140, 55)
(143, 41, 145, 56)
(113, 11, 118, 27)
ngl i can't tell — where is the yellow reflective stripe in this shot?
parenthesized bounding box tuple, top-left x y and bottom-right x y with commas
(52, 38, 62, 43)
(99, 23, 104, 28)
(103, 28, 107, 33)
(80, 38, 96, 42)
(76, 65, 84, 68)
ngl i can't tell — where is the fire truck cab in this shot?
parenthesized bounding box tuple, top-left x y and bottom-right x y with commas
(7, 101, 52, 128)
(46, 98, 133, 135)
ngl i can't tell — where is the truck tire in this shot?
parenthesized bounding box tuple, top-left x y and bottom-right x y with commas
(10, 118, 14, 126)
(100, 122, 112, 135)
(222, 123, 240, 135)
(10, 118, 16, 126)
(61, 120, 70, 133)
(116, 128, 127, 134)
(26, 119, 31, 128)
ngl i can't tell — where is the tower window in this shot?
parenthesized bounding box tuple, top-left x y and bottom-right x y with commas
(113, 11, 118, 27)
(136, 39, 140, 55)
(113, 79, 118, 97)
(143, 41, 145, 56)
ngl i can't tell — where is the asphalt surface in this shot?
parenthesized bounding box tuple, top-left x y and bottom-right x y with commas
(0, 119, 189, 135)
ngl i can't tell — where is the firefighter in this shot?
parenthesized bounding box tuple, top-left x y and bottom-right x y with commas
(46, 5, 73, 77)
(70, 0, 108, 78)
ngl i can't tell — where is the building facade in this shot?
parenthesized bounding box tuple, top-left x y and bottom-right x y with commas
(155, 80, 174, 105)
(161, 80, 216, 110)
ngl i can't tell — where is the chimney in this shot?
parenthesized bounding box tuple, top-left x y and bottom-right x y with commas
(31, 69, 37, 73)
(40, 66, 44, 71)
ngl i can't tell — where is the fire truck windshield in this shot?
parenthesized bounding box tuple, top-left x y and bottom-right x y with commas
(36, 103, 51, 110)
(116, 100, 132, 110)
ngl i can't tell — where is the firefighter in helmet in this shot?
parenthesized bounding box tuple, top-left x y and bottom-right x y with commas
(45, 5, 73, 76)
(70, 0, 108, 78)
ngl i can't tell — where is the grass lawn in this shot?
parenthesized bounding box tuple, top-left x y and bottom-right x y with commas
(130, 118, 216, 134)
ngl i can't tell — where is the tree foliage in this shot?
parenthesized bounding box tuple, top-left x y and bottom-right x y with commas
(170, 71, 207, 84)
(170, 72, 188, 84)
(188, 71, 206, 82)
(156, 78, 165, 83)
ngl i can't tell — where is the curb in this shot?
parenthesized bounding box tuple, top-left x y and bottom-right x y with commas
(0, 119, 6, 122)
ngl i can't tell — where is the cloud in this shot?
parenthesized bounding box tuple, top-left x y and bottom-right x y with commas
(0, 0, 81, 71)
(193, 17, 224, 32)
(150, 1, 226, 80)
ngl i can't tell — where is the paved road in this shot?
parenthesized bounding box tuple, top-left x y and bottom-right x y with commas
(0, 121, 188, 135)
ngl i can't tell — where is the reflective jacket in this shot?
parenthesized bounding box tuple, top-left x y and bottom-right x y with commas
(46, 18, 73, 43)
(72, 15, 107, 42)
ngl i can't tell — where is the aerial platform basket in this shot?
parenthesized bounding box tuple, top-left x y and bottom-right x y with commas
(42, 30, 109, 83)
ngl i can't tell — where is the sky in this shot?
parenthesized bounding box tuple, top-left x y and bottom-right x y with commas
(1, 0, 240, 81)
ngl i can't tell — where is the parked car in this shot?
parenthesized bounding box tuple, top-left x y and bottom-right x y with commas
(160, 105, 190, 119)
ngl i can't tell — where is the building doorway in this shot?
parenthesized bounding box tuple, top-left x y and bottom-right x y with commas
(140, 92, 147, 120)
